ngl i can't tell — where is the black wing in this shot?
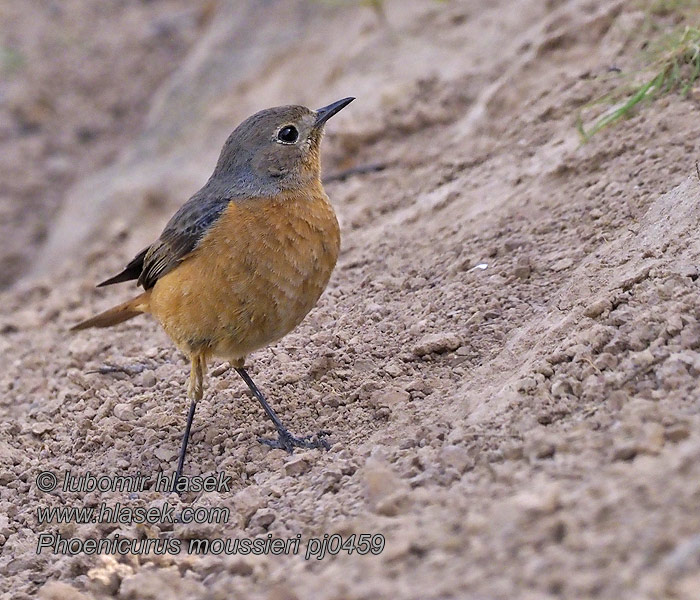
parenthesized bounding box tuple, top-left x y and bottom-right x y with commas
(97, 187, 231, 290)
(97, 247, 148, 287)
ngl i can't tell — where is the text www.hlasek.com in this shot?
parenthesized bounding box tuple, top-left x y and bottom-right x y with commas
(36, 502, 227, 526)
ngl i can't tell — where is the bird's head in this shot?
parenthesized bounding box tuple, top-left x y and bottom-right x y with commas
(213, 97, 355, 194)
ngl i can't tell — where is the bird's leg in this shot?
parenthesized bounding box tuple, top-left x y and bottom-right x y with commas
(174, 354, 205, 492)
(234, 367, 330, 453)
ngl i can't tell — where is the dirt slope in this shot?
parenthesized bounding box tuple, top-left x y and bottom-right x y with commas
(1, 1, 700, 599)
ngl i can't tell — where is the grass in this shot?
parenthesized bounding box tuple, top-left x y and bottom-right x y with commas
(0, 46, 25, 74)
(577, 14, 700, 141)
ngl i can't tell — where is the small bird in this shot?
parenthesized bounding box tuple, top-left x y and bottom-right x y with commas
(72, 97, 355, 485)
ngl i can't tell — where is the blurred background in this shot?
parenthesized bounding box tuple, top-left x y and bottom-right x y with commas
(0, 0, 485, 288)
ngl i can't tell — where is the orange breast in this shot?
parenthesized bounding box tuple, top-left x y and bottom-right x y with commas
(147, 187, 340, 361)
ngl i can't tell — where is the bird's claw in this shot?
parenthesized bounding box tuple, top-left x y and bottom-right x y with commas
(259, 429, 331, 453)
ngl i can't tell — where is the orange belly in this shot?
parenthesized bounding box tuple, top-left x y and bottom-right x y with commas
(147, 188, 340, 362)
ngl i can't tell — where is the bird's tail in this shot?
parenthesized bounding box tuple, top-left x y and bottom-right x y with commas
(71, 292, 151, 331)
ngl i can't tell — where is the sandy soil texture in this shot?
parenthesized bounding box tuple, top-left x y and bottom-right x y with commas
(2, 1, 700, 598)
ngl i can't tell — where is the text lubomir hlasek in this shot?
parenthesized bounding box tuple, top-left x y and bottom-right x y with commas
(60, 470, 231, 493)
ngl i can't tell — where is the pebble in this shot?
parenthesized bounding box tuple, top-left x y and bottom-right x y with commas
(144, 347, 160, 359)
(284, 456, 312, 476)
(440, 445, 473, 473)
(551, 379, 572, 398)
(384, 362, 403, 377)
(517, 377, 537, 393)
(613, 444, 637, 461)
(527, 438, 556, 460)
(31, 422, 54, 435)
(665, 424, 690, 443)
(363, 458, 410, 516)
(113, 403, 136, 421)
(140, 370, 157, 387)
(513, 484, 561, 515)
(371, 388, 410, 406)
(233, 487, 265, 526)
(584, 297, 612, 318)
(513, 258, 532, 280)
(413, 332, 462, 356)
(154, 446, 177, 462)
(211, 364, 230, 377)
(249, 508, 275, 529)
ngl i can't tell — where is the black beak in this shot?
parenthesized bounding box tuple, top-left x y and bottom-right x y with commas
(314, 97, 355, 128)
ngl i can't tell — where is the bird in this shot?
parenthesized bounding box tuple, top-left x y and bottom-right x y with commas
(71, 97, 355, 487)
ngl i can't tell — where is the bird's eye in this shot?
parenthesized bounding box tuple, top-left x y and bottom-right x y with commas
(277, 125, 299, 144)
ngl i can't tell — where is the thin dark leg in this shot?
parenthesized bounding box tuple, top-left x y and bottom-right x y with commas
(173, 354, 204, 493)
(173, 398, 197, 492)
(235, 367, 330, 453)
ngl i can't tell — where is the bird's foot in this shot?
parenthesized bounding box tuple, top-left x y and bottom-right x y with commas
(259, 429, 331, 453)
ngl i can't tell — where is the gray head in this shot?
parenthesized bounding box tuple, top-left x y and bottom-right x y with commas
(211, 97, 354, 195)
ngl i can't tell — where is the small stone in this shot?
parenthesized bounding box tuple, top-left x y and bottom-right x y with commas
(233, 487, 265, 527)
(639, 422, 665, 454)
(405, 379, 431, 393)
(363, 458, 410, 516)
(210, 363, 230, 377)
(0, 513, 11, 537)
(665, 424, 690, 443)
(517, 377, 537, 393)
(284, 456, 312, 476)
(140, 370, 157, 387)
(513, 484, 561, 515)
(374, 406, 391, 420)
(527, 437, 556, 460)
(440, 445, 473, 473)
(584, 298, 612, 318)
(371, 388, 410, 406)
(632, 349, 655, 368)
(534, 442, 555, 459)
(322, 393, 343, 408)
(503, 443, 524, 460)
(666, 314, 683, 336)
(227, 558, 254, 577)
(154, 446, 176, 462)
(534, 362, 554, 377)
(354, 358, 376, 372)
(31, 422, 54, 435)
(249, 508, 275, 529)
(384, 362, 403, 377)
(113, 403, 136, 421)
(413, 333, 461, 356)
(513, 257, 532, 280)
(551, 380, 572, 398)
(87, 556, 133, 595)
(613, 444, 637, 461)
(595, 353, 618, 371)
(537, 413, 553, 425)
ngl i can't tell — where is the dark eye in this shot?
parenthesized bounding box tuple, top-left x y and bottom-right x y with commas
(277, 125, 298, 144)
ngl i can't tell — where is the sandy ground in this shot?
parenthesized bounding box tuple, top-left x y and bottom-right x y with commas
(0, 0, 207, 290)
(2, 1, 700, 598)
